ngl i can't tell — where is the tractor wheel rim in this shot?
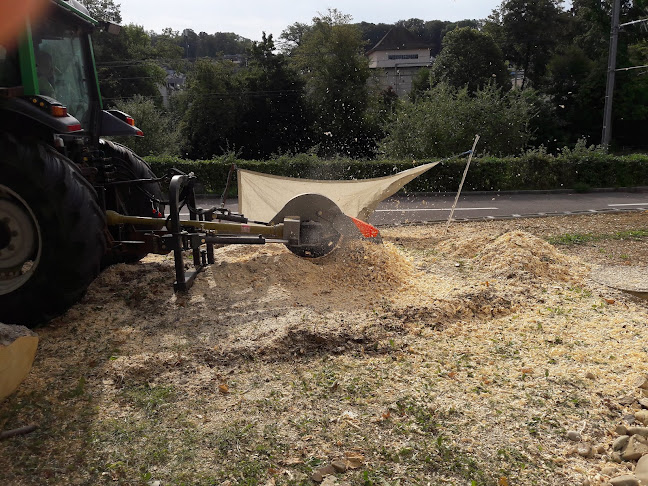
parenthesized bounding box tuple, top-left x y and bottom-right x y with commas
(0, 184, 42, 295)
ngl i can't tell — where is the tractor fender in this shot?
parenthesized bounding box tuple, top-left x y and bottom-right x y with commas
(0, 97, 83, 136)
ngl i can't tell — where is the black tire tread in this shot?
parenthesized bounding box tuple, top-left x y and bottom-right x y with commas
(100, 139, 164, 264)
(0, 133, 106, 326)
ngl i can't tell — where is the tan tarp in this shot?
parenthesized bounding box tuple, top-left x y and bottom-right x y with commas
(238, 161, 440, 222)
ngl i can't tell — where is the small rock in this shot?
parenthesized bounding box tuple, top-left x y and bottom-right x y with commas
(612, 451, 624, 463)
(621, 435, 648, 461)
(634, 375, 648, 390)
(617, 425, 630, 436)
(636, 411, 648, 426)
(311, 464, 337, 482)
(627, 427, 648, 438)
(610, 475, 639, 486)
(626, 415, 638, 425)
(613, 435, 631, 451)
(583, 479, 591, 486)
(320, 477, 337, 486)
(639, 398, 648, 409)
(602, 466, 619, 477)
(635, 455, 648, 485)
(578, 443, 594, 458)
(568, 430, 582, 442)
(586, 372, 596, 380)
(620, 396, 638, 406)
(597, 444, 608, 454)
(331, 460, 347, 473)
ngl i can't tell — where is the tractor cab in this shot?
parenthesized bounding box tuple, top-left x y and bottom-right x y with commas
(0, 0, 140, 146)
(32, 9, 95, 128)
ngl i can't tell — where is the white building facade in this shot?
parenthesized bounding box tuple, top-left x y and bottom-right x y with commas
(367, 27, 433, 97)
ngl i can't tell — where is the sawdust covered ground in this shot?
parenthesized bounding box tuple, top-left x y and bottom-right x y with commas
(1, 212, 647, 486)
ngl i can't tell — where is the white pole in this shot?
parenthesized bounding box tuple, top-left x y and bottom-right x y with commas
(445, 135, 480, 234)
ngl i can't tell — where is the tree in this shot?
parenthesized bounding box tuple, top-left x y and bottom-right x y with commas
(290, 9, 374, 157)
(182, 59, 246, 159)
(236, 33, 311, 158)
(278, 22, 312, 54)
(80, 0, 121, 23)
(431, 27, 510, 93)
(150, 28, 184, 61)
(112, 95, 180, 155)
(355, 21, 392, 53)
(92, 24, 167, 105)
(380, 83, 535, 158)
(487, 0, 566, 89)
(540, 0, 648, 148)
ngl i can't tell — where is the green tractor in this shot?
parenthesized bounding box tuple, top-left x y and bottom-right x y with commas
(0, 0, 380, 327)
(0, 0, 169, 326)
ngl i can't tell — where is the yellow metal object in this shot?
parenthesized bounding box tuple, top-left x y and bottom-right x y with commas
(105, 210, 285, 238)
(0, 335, 39, 402)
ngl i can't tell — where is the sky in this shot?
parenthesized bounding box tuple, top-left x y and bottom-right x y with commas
(118, 0, 506, 41)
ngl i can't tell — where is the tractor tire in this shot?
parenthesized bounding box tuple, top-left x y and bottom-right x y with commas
(100, 139, 164, 264)
(0, 134, 106, 327)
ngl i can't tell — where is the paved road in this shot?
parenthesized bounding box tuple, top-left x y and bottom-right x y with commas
(191, 189, 648, 226)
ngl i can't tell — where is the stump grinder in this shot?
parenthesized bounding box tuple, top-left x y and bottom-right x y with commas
(0, 0, 381, 327)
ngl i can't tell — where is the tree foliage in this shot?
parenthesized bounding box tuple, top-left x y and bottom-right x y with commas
(84, 0, 648, 157)
(430, 27, 510, 93)
(80, 0, 121, 23)
(237, 33, 311, 158)
(92, 24, 170, 105)
(291, 9, 375, 157)
(380, 83, 535, 158)
(111, 95, 180, 155)
(486, 0, 565, 89)
(181, 59, 246, 159)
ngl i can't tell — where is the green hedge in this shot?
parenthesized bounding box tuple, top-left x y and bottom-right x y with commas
(144, 152, 648, 195)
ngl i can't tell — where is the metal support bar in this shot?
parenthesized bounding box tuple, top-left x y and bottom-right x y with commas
(168, 174, 203, 292)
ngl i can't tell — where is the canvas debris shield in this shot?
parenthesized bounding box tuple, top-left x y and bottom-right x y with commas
(237, 161, 440, 223)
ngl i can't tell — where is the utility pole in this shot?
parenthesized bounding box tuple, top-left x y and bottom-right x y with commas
(602, 0, 621, 148)
(601, 1, 648, 149)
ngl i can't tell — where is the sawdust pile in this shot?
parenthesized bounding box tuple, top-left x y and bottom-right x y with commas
(211, 240, 416, 311)
(474, 230, 586, 281)
(434, 234, 494, 259)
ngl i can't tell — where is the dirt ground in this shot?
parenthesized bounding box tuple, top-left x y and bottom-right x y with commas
(1, 211, 647, 486)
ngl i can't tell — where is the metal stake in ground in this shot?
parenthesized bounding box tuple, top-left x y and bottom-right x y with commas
(445, 135, 480, 234)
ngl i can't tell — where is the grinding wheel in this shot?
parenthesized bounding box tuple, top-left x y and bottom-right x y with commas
(271, 194, 380, 258)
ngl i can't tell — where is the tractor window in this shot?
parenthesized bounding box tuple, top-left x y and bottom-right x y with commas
(33, 19, 92, 128)
(0, 43, 20, 87)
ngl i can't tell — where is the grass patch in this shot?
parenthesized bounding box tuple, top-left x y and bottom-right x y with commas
(547, 229, 648, 245)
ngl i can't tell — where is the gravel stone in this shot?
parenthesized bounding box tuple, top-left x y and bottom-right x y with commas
(635, 455, 648, 485)
(617, 425, 630, 436)
(568, 430, 582, 442)
(622, 436, 648, 461)
(634, 375, 648, 390)
(635, 411, 648, 426)
(628, 427, 648, 438)
(609, 475, 639, 486)
(613, 436, 631, 451)
(578, 443, 594, 458)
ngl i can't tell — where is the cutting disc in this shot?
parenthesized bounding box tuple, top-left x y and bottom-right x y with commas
(271, 193, 380, 258)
